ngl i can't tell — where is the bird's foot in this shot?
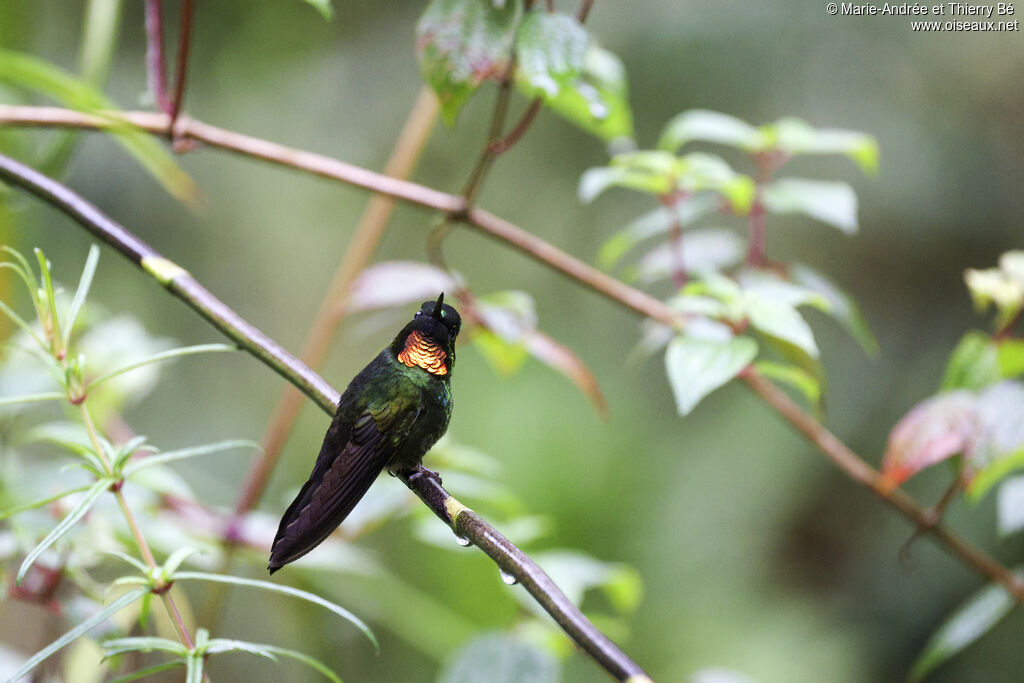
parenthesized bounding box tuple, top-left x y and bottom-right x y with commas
(405, 466, 442, 487)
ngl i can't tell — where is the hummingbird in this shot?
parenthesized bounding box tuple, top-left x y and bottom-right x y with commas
(269, 295, 461, 573)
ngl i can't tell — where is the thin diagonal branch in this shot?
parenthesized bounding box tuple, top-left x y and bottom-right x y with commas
(4, 105, 1024, 605)
(0, 152, 651, 683)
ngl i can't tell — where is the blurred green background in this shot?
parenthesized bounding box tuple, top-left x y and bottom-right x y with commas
(1, 1, 1023, 681)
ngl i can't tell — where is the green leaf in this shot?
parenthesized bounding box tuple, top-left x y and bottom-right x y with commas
(172, 571, 377, 650)
(102, 636, 190, 658)
(578, 164, 672, 202)
(105, 549, 150, 574)
(743, 293, 818, 358)
(968, 447, 1024, 503)
(9, 588, 147, 682)
(472, 328, 529, 376)
(86, 343, 238, 391)
(415, 0, 521, 124)
(522, 44, 634, 143)
(63, 245, 100, 349)
(345, 261, 460, 314)
(106, 661, 185, 683)
(665, 335, 757, 415)
(941, 331, 1000, 391)
(624, 229, 744, 284)
(598, 194, 720, 268)
(674, 153, 756, 214)
(0, 391, 67, 408)
(17, 477, 110, 584)
(790, 263, 878, 355)
(35, 248, 64, 354)
(204, 640, 342, 683)
(186, 652, 204, 683)
(768, 117, 879, 175)
(997, 340, 1024, 379)
(0, 288, 48, 351)
(0, 49, 199, 204)
(754, 361, 821, 406)
(0, 483, 93, 520)
(299, 0, 333, 20)
(909, 578, 1019, 682)
(658, 109, 762, 153)
(760, 179, 858, 233)
(121, 438, 258, 477)
(514, 10, 587, 98)
(439, 633, 559, 683)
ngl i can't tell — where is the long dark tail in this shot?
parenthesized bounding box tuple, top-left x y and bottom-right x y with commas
(268, 439, 386, 573)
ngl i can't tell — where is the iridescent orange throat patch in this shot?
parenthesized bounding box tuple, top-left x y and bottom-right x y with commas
(397, 331, 448, 376)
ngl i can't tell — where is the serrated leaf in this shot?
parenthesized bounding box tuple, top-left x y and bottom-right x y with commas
(415, 0, 521, 124)
(665, 335, 757, 415)
(909, 578, 1019, 682)
(760, 179, 858, 233)
(658, 109, 762, 153)
(0, 49, 198, 204)
(941, 331, 1000, 391)
(881, 391, 976, 488)
(9, 588, 147, 682)
(172, 571, 377, 650)
(18, 477, 110, 584)
(521, 43, 634, 143)
(790, 263, 878, 355)
(768, 117, 879, 175)
(598, 194, 719, 268)
(345, 261, 460, 314)
(743, 293, 818, 358)
(440, 633, 559, 683)
(514, 11, 587, 97)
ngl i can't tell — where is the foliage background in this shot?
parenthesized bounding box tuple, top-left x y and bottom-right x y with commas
(1, 1, 1022, 681)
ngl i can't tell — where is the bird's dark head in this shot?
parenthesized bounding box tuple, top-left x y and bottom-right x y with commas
(390, 294, 461, 377)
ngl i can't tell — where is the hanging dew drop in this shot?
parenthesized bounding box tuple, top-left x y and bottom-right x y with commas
(455, 535, 471, 547)
(499, 569, 518, 585)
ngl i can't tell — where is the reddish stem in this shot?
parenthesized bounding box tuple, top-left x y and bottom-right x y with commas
(144, 0, 171, 114)
(169, 0, 195, 123)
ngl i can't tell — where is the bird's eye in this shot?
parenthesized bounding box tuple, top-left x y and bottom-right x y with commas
(440, 309, 446, 318)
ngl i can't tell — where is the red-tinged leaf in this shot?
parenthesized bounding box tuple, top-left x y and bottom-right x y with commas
(524, 329, 608, 418)
(344, 261, 460, 314)
(881, 391, 977, 489)
(416, 0, 521, 124)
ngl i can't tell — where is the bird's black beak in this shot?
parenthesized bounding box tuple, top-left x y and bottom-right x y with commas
(431, 293, 444, 320)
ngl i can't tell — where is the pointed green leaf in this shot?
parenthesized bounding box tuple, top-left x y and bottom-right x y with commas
(754, 361, 821, 406)
(9, 588, 146, 682)
(204, 641, 342, 683)
(743, 293, 818, 358)
(122, 439, 258, 477)
(625, 229, 744, 284)
(760, 179, 858, 233)
(415, 0, 521, 124)
(86, 343, 239, 392)
(106, 661, 185, 683)
(520, 43, 633, 143)
(162, 547, 201, 576)
(790, 264, 878, 355)
(0, 391, 67, 408)
(598, 194, 719, 268)
(578, 164, 672, 202)
(769, 117, 879, 175)
(63, 245, 100, 348)
(665, 335, 757, 415)
(941, 331, 1000, 391)
(18, 477, 110, 584)
(0, 49, 198, 203)
(102, 636, 190, 658)
(968, 447, 1024, 503)
(0, 484, 94, 520)
(514, 10, 587, 98)
(909, 578, 1019, 682)
(658, 109, 762, 153)
(172, 571, 377, 650)
(299, 0, 334, 20)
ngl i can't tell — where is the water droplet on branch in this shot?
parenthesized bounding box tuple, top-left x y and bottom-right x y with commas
(499, 569, 518, 585)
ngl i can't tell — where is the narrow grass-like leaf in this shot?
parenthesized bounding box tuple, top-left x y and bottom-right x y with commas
(112, 435, 154, 472)
(122, 439, 259, 477)
(162, 547, 200, 576)
(186, 654, 204, 683)
(8, 587, 146, 682)
(0, 261, 39, 300)
(102, 636, 189, 658)
(106, 661, 185, 683)
(0, 49, 198, 203)
(0, 391, 67, 408)
(63, 245, 100, 348)
(104, 548, 149, 574)
(0, 298, 48, 350)
(86, 343, 238, 391)
(250, 644, 343, 683)
(0, 484, 93, 520)
(34, 249, 63, 350)
(204, 640, 342, 683)
(909, 578, 1019, 681)
(173, 571, 377, 650)
(17, 477, 110, 583)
